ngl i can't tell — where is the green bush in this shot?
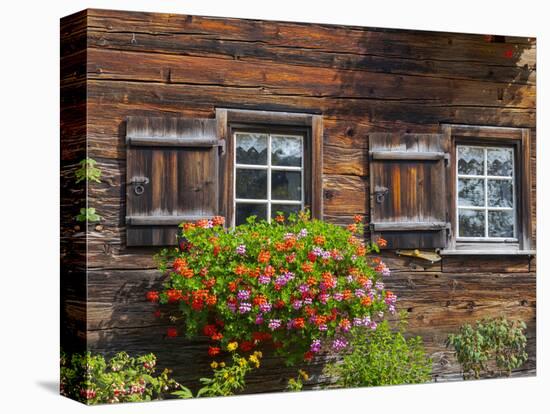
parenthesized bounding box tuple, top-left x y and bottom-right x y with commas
(324, 315, 432, 387)
(60, 351, 183, 404)
(446, 317, 528, 379)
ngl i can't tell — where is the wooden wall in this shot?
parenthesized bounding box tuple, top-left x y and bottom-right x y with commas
(60, 9, 536, 392)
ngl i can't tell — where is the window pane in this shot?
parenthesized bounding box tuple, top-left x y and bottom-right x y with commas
(458, 146, 484, 175)
(236, 133, 268, 165)
(235, 203, 267, 225)
(236, 169, 267, 199)
(459, 209, 485, 237)
(272, 135, 302, 167)
(271, 204, 301, 219)
(487, 179, 513, 208)
(487, 148, 513, 176)
(271, 171, 302, 200)
(458, 178, 485, 207)
(488, 210, 514, 238)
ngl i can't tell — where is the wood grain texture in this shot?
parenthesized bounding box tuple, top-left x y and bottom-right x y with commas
(60, 10, 88, 355)
(60, 8, 537, 392)
(84, 268, 535, 389)
(125, 116, 220, 245)
(369, 133, 449, 248)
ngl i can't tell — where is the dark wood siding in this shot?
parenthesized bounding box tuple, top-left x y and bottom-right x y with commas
(60, 8, 536, 391)
(60, 10, 88, 355)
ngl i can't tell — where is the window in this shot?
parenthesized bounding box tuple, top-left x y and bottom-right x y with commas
(216, 108, 323, 227)
(445, 124, 533, 254)
(368, 125, 533, 255)
(457, 145, 516, 241)
(234, 132, 305, 226)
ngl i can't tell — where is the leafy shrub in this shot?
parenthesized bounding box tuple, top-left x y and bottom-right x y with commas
(174, 349, 263, 398)
(60, 351, 183, 404)
(324, 315, 432, 387)
(446, 317, 528, 379)
(151, 212, 394, 366)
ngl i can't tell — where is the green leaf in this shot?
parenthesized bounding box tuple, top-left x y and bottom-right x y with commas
(76, 207, 102, 223)
(75, 157, 102, 184)
(172, 388, 194, 399)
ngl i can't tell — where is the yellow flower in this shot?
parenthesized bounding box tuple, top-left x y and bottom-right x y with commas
(239, 358, 248, 367)
(298, 369, 309, 381)
(223, 372, 229, 379)
(219, 362, 226, 368)
(210, 361, 218, 369)
(249, 354, 261, 368)
(227, 342, 238, 352)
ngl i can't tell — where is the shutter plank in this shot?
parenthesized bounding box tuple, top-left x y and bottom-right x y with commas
(370, 151, 446, 160)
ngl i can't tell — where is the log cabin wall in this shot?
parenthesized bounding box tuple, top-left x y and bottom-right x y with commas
(60, 8, 536, 391)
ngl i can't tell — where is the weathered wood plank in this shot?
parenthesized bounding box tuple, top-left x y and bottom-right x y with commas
(87, 81, 536, 133)
(85, 9, 536, 85)
(85, 49, 535, 109)
(442, 256, 530, 273)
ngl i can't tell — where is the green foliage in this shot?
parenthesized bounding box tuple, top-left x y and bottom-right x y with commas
(173, 351, 263, 398)
(75, 157, 102, 183)
(324, 315, 432, 387)
(446, 317, 528, 379)
(286, 369, 309, 392)
(76, 207, 101, 223)
(60, 351, 182, 404)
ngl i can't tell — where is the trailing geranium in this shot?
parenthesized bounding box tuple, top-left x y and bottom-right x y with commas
(152, 211, 395, 366)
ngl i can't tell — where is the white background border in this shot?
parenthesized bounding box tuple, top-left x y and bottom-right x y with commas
(0, 0, 546, 411)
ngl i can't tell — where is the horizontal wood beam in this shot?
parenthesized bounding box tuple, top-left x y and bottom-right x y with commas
(126, 215, 211, 225)
(372, 221, 448, 231)
(126, 136, 225, 148)
(439, 249, 536, 256)
(444, 124, 524, 140)
(223, 108, 316, 126)
(370, 150, 447, 161)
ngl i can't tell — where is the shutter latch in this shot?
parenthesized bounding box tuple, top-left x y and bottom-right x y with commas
(129, 176, 150, 195)
(373, 186, 389, 204)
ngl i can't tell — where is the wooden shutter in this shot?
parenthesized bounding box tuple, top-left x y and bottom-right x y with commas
(126, 116, 223, 246)
(369, 133, 450, 249)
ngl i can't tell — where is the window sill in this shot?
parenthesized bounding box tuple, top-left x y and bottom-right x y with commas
(438, 249, 536, 256)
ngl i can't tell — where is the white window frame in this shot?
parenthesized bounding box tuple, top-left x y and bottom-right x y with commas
(456, 144, 517, 242)
(233, 132, 305, 226)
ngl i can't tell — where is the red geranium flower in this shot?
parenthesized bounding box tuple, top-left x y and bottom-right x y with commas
(208, 346, 221, 357)
(166, 327, 178, 338)
(258, 250, 271, 263)
(166, 289, 183, 303)
(146, 291, 159, 303)
(211, 332, 223, 341)
(203, 324, 218, 337)
(240, 341, 254, 352)
(212, 216, 225, 226)
(303, 351, 314, 361)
